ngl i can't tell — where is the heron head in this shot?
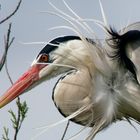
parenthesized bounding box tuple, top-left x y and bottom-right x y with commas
(0, 36, 92, 108)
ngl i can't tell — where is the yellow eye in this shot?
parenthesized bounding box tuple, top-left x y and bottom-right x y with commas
(39, 54, 49, 62)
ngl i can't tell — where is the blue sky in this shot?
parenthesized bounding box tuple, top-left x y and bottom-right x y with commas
(0, 0, 140, 140)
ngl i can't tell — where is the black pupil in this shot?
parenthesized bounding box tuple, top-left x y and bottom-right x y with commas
(41, 55, 48, 61)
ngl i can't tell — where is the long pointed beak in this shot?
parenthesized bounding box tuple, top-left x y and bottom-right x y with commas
(0, 64, 46, 108)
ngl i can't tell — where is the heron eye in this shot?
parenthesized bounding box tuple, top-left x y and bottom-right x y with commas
(39, 54, 49, 62)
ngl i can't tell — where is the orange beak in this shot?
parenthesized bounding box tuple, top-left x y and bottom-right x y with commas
(0, 64, 46, 108)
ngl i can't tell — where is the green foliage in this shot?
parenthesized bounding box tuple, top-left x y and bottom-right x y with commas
(2, 127, 10, 140)
(9, 99, 28, 131)
(1, 98, 28, 140)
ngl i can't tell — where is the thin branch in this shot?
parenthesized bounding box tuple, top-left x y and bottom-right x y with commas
(13, 97, 21, 140)
(0, 0, 22, 71)
(0, 0, 22, 24)
(61, 120, 70, 140)
(0, 23, 15, 71)
(5, 60, 13, 84)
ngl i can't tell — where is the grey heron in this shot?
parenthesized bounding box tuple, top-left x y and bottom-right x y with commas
(1, 2, 140, 140)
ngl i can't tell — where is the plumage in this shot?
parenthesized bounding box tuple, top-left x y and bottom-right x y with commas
(105, 25, 140, 124)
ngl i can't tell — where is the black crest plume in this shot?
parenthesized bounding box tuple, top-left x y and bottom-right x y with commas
(106, 27, 139, 81)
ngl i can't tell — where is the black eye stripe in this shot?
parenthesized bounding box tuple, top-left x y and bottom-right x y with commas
(37, 36, 81, 58)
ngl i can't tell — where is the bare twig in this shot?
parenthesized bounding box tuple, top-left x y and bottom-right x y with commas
(0, 0, 22, 24)
(0, 0, 22, 71)
(5, 60, 13, 84)
(0, 23, 15, 71)
(61, 120, 70, 140)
